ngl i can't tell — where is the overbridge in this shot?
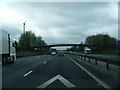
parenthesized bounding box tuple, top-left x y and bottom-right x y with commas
(33, 44, 96, 48)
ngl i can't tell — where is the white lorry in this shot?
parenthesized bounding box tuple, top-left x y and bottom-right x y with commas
(0, 30, 16, 65)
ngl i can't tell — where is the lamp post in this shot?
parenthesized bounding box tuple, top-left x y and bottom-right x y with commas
(23, 21, 26, 51)
(23, 21, 26, 33)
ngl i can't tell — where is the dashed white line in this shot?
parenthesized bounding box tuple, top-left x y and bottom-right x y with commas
(44, 62, 46, 64)
(66, 56, 112, 90)
(23, 71, 33, 77)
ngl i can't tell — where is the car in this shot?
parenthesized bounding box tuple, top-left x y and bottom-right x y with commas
(44, 51, 51, 55)
(57, 51, 64, 56)
(51, 51, 56, 55)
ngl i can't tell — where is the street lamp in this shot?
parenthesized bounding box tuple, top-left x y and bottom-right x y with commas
(23, 21, 26, 51)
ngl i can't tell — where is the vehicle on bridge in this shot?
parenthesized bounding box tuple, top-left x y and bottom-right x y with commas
(0, 30, 16, 65)
(84, 47, 91, 54)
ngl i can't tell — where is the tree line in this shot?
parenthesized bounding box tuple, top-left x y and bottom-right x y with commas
(15, 32, 117, 54)
(15, 31, 50, 53)
(70, 33, 116, 53)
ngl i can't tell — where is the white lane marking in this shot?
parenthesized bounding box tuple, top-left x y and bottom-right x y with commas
(37, 74, 76, 88)
(57, 75, 76, 88)
(67, 56, 112, 90)
(44, 62, 46, 64)
(23, 71, 33, 77)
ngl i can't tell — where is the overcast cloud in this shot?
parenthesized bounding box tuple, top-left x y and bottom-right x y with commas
(0, 2, 118, 49)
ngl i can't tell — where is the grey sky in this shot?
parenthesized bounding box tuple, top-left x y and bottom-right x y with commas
(0, 2, 118, 49)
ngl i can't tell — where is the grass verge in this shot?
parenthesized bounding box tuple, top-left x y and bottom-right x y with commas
(100, 50, 117, 55)
(16, 51, 42, 57)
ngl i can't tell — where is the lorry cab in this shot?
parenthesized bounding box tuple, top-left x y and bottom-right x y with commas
(0, 30, 16, 65)
(3, 37, 16, 64)
(9, 38, 16, 62)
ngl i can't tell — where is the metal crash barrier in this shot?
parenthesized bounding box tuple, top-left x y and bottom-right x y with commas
(70, 53, 120, 70)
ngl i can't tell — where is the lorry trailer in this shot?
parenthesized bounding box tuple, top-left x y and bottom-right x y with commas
(0, 30, 16, 65)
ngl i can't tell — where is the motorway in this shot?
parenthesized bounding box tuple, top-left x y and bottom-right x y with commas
(2, 54, 119, 89)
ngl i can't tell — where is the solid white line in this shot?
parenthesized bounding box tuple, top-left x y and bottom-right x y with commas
(23, 71, 33, 77)
(66, 56, 112, 90)
(37, 74, 76, 88)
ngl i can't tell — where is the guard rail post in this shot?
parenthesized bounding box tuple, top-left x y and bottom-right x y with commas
(106, 63, 109, 70)
(89, 58, 90, 63)
(95, 60, 98, 65)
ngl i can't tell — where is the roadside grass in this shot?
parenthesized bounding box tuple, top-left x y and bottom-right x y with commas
(75, 51, 84, 54)
(16, 51, 42, 57)
(100, 50, 117, 55)
(75, 50, 117, 55)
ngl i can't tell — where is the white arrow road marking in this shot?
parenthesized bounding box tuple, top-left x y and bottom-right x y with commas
(37, 74, 76, 88)
(67, 56, 112, 90)
(23, 71, 33, 77)
(57, 75, 76, 88)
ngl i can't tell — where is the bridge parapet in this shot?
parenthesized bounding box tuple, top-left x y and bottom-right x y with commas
(32, 44, 96, 48)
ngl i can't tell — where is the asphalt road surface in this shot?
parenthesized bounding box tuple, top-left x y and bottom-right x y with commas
(2, 54, 118, 89)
